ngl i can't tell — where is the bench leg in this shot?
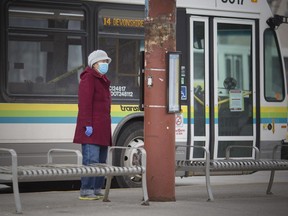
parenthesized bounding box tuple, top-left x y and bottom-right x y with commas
(205, 167, 214, 201)
(103, 176, 112, 202)
(141, 171, 149, 206)
(12, 175, 22, 213)
(266, 170, 275, 195)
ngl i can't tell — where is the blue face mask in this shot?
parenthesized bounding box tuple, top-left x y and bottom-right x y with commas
(98, 62, 109, 75)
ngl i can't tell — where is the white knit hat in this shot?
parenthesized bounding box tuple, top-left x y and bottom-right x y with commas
(88, 50, 111, 68)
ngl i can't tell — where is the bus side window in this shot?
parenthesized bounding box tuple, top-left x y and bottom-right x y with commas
(264, 29, 285, 102)
(6, 6, 85, 98)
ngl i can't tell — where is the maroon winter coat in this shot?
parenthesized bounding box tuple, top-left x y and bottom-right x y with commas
(73, 66, 112, 146)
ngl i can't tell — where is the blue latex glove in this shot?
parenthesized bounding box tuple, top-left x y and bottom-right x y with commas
(85, 126, 93, 137)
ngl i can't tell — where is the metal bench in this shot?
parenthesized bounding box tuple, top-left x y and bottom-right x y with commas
(0, 146, 149, 214)
(175, 143, 288, 201)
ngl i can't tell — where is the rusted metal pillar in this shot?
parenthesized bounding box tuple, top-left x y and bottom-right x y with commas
(144, 0, 176, 201)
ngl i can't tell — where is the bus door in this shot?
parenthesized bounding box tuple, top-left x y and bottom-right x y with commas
(190, 16, 256, 160)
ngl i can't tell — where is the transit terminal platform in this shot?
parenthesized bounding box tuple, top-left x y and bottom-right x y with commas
(1, 171, 288, 216)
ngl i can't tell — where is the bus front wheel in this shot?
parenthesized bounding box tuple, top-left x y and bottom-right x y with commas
(114, 121, 144, 188)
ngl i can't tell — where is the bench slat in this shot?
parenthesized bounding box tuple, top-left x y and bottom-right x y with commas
(176, 159, 288, 171)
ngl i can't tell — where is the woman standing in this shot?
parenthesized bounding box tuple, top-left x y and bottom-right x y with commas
(73, 50, 112, 200)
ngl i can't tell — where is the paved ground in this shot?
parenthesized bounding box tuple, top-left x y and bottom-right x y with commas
(0, 171, 288, 216)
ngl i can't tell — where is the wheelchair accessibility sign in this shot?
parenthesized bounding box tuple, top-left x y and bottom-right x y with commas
(181, 86, 187, 100)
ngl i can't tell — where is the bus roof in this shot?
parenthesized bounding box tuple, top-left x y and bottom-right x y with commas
(87, 0, 272, 19)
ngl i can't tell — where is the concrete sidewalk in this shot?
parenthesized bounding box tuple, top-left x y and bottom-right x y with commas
(1, 171, 288, 216)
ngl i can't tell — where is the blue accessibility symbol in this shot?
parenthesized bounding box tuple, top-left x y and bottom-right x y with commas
(181, 86, 187, 100)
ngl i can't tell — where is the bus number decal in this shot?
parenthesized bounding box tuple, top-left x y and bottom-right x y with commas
(110, 86, 134, 98)
(221, 0, 244, 5)
(104, 17, 112, 26)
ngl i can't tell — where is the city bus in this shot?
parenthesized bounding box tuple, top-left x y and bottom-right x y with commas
(0, 0, 287, 188)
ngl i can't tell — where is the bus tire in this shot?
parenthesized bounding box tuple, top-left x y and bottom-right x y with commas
(114, 121, 144, 188)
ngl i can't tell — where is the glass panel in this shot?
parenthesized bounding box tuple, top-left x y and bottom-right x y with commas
(9, 7, 84, 30)
(7, 34, 84, 96)
(192, 141, 206, 158)
(264, 29, 285, 101)
(218, 141, 253, 158)
(98, 8, 144, 101)
(193, 21, 206, 136)
(7, 5, 85, 97)
(99, 38, 143, 101)
(217, 23, 253, 137)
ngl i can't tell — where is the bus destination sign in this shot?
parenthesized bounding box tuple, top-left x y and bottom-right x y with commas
(103, 17, 144, 28)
